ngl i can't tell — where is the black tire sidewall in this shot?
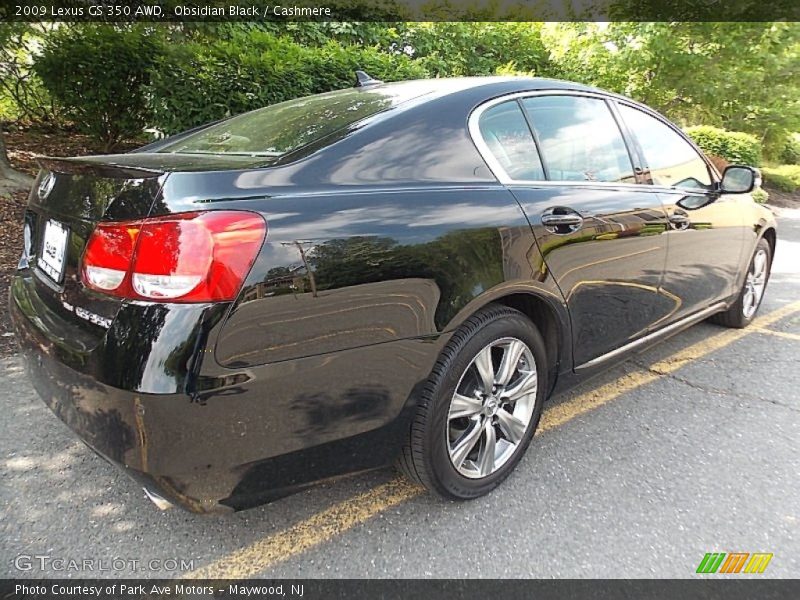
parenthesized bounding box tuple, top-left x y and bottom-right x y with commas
(423, 308, 548, 499)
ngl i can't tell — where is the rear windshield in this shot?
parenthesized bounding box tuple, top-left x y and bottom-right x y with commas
(158, 85, 429, 157)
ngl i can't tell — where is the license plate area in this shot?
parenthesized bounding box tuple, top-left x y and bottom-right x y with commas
(37, 219, 69, 283)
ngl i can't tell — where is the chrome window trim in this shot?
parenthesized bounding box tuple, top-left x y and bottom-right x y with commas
(468, 89, 718, 191)
(469, 90, 643, 188)
(613, 100, 719, 186)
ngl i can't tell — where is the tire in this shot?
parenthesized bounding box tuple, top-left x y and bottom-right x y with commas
(709, 237, 772, 328)
(398, 303, 548, 500)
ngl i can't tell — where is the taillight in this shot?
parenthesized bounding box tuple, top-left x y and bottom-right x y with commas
(81, 211, 266, 303)
(83, 222, 141, 292)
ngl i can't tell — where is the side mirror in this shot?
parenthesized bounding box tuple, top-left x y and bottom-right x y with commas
(720, 165, 760, 194)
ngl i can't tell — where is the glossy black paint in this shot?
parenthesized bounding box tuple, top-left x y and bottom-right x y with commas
(512, 184, 672, 366)
(10, 77, 776, 512)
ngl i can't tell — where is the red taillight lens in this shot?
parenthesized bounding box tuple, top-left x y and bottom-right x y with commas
(81, 211, 266, 302)
(82, 222, 141, 292)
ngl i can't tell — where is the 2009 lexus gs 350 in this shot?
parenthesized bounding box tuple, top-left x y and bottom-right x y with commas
(11, 76, 776, 513)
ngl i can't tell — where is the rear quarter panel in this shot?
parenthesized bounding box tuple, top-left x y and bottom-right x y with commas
(212, 185, 564, 367)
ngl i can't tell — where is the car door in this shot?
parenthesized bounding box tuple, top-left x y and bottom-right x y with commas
(473, 93, 673, 368)
(615, 103, 746, 322)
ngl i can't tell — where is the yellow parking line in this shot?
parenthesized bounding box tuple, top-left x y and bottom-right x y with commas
(539, 370, 660, 432)
(184, 478, 421, 580)
(751, 326, 800, 342)
(183, 300, 800, 580)
(542, 300, 800, 431)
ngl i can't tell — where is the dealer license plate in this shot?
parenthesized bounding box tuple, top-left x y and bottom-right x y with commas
(37, 219, 69, 282)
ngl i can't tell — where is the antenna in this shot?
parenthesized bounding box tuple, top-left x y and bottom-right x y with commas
(354, 70, 384, 88)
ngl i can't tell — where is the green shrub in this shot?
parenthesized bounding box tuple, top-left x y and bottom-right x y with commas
(779, 134, 800, 165)
(147, 30, 429, 135)
(751, 187, 769, 204)
(33, 25, 163, 150)
(761, 165, 800, 193)
(685, 125, 762, 167)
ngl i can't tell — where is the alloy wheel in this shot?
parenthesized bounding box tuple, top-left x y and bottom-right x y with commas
(742, 248, 768, 319)
(446, 337, 538, 479)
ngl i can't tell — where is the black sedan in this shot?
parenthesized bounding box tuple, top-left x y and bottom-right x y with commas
(10, 76, 776, 512)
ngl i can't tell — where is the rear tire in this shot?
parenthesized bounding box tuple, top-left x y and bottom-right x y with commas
(398, 304, 548, 500)
(709, 238, 771, 328)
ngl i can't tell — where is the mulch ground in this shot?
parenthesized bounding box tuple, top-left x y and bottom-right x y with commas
(763, 185, 800, 210)
(0, 187, 27, 355)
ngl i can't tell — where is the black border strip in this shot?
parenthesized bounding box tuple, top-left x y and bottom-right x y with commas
(2, 0, 799, 22)
(3, 579, 800, 600)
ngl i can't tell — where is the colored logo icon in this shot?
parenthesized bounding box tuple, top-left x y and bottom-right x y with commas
(696, 552, 773, 574)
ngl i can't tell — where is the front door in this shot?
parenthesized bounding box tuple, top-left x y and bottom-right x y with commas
(615, 103, 746, 321)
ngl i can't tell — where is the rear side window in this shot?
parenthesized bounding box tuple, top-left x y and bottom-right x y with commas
(478, 101, 545, 181)
(158, 86, 424, 157)
(521, 96, 635, 184)
(618, 104, 712, 190)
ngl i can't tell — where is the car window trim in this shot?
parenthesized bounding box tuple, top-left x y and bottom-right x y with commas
(613, 99, 720, 191)
(605, 98, 649, 185)
(514, 98, 551, 181)
(470, 89, 649, 189)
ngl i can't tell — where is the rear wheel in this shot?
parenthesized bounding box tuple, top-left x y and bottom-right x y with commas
(398, 304, 547, 499)
(710, 238, 771, 328)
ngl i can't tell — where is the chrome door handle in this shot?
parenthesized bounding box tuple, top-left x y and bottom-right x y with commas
(668, 213, 689, 224)
(542, 214, 583, 226)
(668, 212, 690, 230)
(541, 209, 583, 233)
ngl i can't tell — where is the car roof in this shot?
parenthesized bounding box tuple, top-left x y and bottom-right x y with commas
(366, 75, 604, 101)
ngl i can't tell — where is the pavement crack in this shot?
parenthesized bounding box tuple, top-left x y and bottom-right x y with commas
(632, 361, 800, 413)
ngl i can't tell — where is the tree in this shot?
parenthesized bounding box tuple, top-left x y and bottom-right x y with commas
(541, 22, 800, 156)
(403, 22, 552, 77)
(0, 23, 34, 189)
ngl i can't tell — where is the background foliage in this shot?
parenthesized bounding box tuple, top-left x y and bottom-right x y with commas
(32, 24, 163, 151)
(0, 21, 798, 159)
(761, 165, 800, 193)
(685, 126, 762, 167)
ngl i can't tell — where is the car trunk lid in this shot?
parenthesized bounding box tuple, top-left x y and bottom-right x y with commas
(23, 157, 168, 346)
(22, 152, 276, 351)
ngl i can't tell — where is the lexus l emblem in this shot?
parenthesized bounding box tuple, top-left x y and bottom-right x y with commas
(38, 172, 55, 199)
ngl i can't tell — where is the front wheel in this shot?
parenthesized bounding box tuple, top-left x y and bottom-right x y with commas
(398, 304, 548, 500)
(710, 238, 772, 328)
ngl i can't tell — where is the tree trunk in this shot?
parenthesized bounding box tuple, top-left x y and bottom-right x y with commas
(0, 125, 34, 190)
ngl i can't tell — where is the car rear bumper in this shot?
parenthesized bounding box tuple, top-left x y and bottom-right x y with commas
(10, 271, 444, 513)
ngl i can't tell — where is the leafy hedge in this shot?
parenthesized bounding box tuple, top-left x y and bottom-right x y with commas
(34, 25, 163, 150)
(761, 165, 800, 193)
(780, 134, 800, 165)
(684, 125, 762, 167)
(751, 187, 769, 204)
(147, 30, 428, 135)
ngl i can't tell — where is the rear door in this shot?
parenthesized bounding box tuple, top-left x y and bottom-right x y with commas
(615, 103, 746, 322)
(473, 92, 672, 367)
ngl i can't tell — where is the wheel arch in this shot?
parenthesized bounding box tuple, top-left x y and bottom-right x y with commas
(494, 293, 564, 395)
(761, 226, 777, 262)
(445, 288, 570, 397)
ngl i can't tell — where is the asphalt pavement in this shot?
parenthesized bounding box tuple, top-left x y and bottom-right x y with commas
(2, 209, 798, 579)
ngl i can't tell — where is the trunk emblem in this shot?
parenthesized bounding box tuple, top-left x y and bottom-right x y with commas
(38, 172, 55, 199)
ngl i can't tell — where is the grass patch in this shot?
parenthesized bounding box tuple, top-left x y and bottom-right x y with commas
(761, 165, 800, 193)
